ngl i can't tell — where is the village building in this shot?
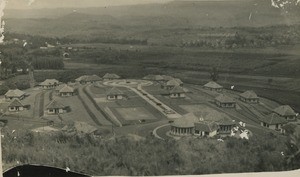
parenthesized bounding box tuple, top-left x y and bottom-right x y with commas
(103, 73, 121, 80)
(259, 113, 287, 133)
(39, 79, 60, 89)
(174, 78, 183, 86)
(46, 100, 66, 115)
(273, 105, 297, 121)
(59, 85, 75, 97)
(8, 99, 25, 112)
(169, 86, 186, 98)
(55, 84, 67, 94)
(217, 120, 237, 137)
(5, 89, 26, 100)
(215, 94, 236, 108)
(239, 90, 259, 103)
(194, 121, 219, 137)
(170, 118, 194, 136)
(203, 81, 223, 92)
(106, 87, 124, 100)
(162, 79, 181, 90)
(75, 75, 102, 84)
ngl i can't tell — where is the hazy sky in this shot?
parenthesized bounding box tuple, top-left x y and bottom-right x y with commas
(6, 0, 248, 9)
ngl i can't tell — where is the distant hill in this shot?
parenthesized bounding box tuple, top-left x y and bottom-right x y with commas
(4, 0, 300, 37)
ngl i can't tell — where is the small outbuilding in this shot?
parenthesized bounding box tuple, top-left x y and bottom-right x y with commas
(194, 121, 219, 137)
(5, 89, 26, 100)
(273, 105, 297, 121)
(39, 79, 59, 89)
(259, 113, 287, 133)
(169, 86, 186, 98)
(59, 85, 75, 97)
(215, 94, 236, 108)
(8, 99, 25, 112)
(217, 120, 237, 136)
(239, 90, 259, 103)
(204, 81, 223, 92)
(106, 87, 124, 100)
(46, 100, 66, 115)
(162, 79, 181, 90)
(75, 75, 102, 84)
(103, 73, 120, 80)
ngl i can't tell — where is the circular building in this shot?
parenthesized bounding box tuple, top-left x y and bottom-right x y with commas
(170, 118, 194, 135)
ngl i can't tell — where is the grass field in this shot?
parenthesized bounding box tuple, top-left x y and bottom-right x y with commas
(115, 107, 156, 121)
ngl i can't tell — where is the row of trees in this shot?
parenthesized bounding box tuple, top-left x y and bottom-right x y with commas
(31, 57, 64, 70)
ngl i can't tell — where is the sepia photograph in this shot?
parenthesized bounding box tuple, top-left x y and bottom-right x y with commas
(0, 0, 300, 177)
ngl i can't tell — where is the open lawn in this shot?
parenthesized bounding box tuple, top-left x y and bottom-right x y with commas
(115, 107, 156, 121)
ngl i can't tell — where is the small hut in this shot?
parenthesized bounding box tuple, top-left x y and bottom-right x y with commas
(239, 90, 259, 103)
(273, 105, 297, 121)
(39, 79, 59, 89)
(106, 87, 124, 100)
(169, 86, 186, 98)
(203, 81, 223, 92)
(215, 94, 236, 108)
(46, 100, 66, 115)
(5, 89, 26, 100)
(59, 85, 75, 97)
(8, 99, 25, 112)
(259, 113, 287, 133)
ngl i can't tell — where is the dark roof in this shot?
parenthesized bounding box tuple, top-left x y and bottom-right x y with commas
(240, 90, 258, 99)
(46, 100, 65, 109)
(106, 87, 124, 96)
(215, 94, 235, 103)
(204, 81, 223, 89)
(171, 118, 194, 128)
(8, 99, 24, 107)
(194, 122, 219, 132)
(273, 105, 296, 116)
(259, 113, 288, 125)
(5, 89, 25, 98)
(103, 73, 120, 79)
(169, 86, 185, 94)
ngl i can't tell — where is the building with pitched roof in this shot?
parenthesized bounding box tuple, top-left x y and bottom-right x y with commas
(162, 79, 181, 90)
(217, 120, 237, 136)
(75, 75, 102, 84)
(59, 85, 75, 97)
(170, 118, 194, 136)
(46, 100, 66, 115)
(8, 99, 25, 112)
(103, 73, 120, 80)
(215, 94, 236, 108)
(203, 81, 223, 92)
(5, 89, 26, 100)
(169, 86, 186, 98)
(106, 87, 124, 100)
(259, 113, 287, 133)
(273, 105, 297, 121)
(194, 121, 219, 137)
(239, 90, 259, 103)
(39, 79, 59, 89)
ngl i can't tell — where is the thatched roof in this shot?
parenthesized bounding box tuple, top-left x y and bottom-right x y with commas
(170, 86, 185, 94)
(59, 85, 75, 93)
(273, 105, 296, 116)
(240, 90, 258, 99)
(103, 73, 120, 79)
(46, 100, 65, 109)
(106, 87, 123, 96)
(171, 118, 194, 128)
(5, 89, 25, 98)
(194, 122, 219, 132)
(259, 113, 287, 125)
(8, 99, 24, 107)
(215, 94, 235, 103)
(204, 81, 223, 89)
(39, 79, 59, 86)
(166, 79, 181, 87)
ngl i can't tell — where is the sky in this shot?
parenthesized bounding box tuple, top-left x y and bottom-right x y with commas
(6, 0, 249, 9)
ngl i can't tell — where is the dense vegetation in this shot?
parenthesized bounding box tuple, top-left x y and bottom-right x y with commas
(2, 128, 299, 176)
